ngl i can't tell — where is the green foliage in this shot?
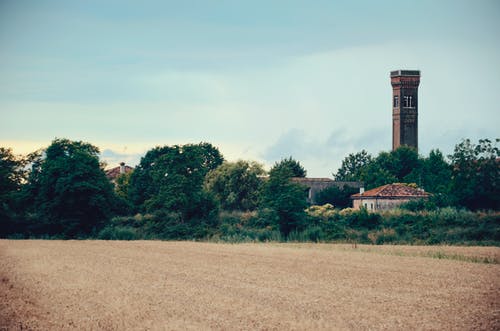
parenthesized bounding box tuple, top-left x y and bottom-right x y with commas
(344, 207, 381, 229)
(335, 139, 499, 211)
(378, 208, 500, 244)
(305, 204, 336, 219)
(334, 146, 454, 194)
(0, 147, 28, 236)
(211, 210, 282, 242)
(204, 160, 265, 211)
(260, 166, 308, 236)
(448, 138, 499, 210)
(367, 228, 397, 244)
(98, 226, 139, 240)
(2, 136, 498, 243)
(421, 149, 453, 194)
(24, 139, 118, 238)
(128, 142, 223, 220)
(315, 185, 359, 209)
(287, 226, 325, 242)
(98, 210, 217, 241)
(360, 147, 421, 189)
(0, 147, 26, 197)
(269, 157, 307, 178)
(115, 170, 133, 200)
(333, 150, 372, 181)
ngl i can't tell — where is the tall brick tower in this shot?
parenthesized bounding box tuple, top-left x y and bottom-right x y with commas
(391, 70, 420, 151)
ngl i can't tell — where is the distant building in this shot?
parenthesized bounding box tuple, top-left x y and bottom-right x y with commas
(105, 162, 134, 183)
(291, 178, 363, 205)
(351, 183, 430, 211)
(391, 70, 420, 151)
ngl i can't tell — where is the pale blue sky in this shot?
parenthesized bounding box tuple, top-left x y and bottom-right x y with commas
(1, 0, 499, 176)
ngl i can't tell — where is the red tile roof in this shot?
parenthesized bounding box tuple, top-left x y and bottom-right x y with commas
(105, 165, 134, 180)
(351, 183, 430, 198)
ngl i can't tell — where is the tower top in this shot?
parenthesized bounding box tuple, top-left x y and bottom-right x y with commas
(390, 70, 420, 77)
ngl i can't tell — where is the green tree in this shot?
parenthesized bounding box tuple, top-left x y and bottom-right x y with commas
(385, 146, 422, 182)
(449, 138, 499, 210)
(260, 167, 307, 236)
(0, 148, 28, 236)
(0, 147, 26, 197)
(128, 142, 224, 219)
(333, 150, 372, 181)
(115, 170, 133, 200)
(204, 160, 265, 211)
(315, 185, 359, 209)
(270, 157, 307, 178)
(359, 152, 398, 189)
(25, 139, 117, 237)
(357, 147, 422, 189)
(420, 149, 452, 194)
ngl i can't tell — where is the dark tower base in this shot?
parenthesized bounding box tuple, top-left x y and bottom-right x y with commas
(391, 70, 420, 151)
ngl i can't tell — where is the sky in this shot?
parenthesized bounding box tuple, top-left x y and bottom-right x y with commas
(1, 0, 499, 177)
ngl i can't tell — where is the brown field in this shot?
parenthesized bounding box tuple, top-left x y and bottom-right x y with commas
(1, 240, 499, 330)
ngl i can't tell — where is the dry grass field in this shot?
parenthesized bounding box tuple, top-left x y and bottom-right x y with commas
(1, 240, 499, 330)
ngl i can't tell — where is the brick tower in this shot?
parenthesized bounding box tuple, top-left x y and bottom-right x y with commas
(391, 70, 420, 151)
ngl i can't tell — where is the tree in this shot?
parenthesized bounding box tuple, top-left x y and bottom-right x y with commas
(336, 147, 422, 193)
(0, 148, 29, 236)
(260, 167, 307, 236)
(25, 139, 117, 237)
(449, 138, 499, 210)
(204, 160, 265, 211)
(384, 146, 422, 182)
(115, 170, 133, 200)
(128, 142, 224, 219)
(420, 149, 452, 194)
(333, 150, 372, 181)
(315, 185, 359, 209)
(269, 157, 307, 178)
(0, 147, 26, 197)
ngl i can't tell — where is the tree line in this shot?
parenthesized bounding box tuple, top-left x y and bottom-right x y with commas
(0, 137, 498, 241)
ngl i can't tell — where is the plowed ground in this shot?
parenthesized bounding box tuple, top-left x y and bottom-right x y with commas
(1, 240, 499, 330)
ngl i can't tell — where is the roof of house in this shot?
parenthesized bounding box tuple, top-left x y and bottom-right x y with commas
(105, 164, 134, 180)
(291, 177, 334, 184)
(351, 183, 430, 199)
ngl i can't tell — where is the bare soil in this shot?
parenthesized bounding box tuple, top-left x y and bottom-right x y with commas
(1, 240, 499, 330)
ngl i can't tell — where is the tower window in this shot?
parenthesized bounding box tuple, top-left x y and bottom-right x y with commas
(404, 96, 414, 108)
(393, 96, 399, 108)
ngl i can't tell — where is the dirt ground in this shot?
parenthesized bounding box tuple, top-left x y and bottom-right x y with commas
(1, 240, 499, 330)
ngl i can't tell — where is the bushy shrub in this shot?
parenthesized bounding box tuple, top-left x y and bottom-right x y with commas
(76, 200, 500, 245)
(215, 210, 281, 242)
(305, 204, 337, 220)
(98, 226, 138, 240)
(287, 226, 325, 242)
(367, 228, 397, 244)
(342, 208, 381, 229)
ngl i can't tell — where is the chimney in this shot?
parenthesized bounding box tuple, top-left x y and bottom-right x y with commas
(119, 162, 125, 174)
(360, 187, 365, 195)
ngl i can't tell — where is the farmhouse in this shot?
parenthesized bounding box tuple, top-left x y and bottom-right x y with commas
(105, 162, 134, 183)
(351, 183, 430, 211)
(291, 178, 362, 205)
